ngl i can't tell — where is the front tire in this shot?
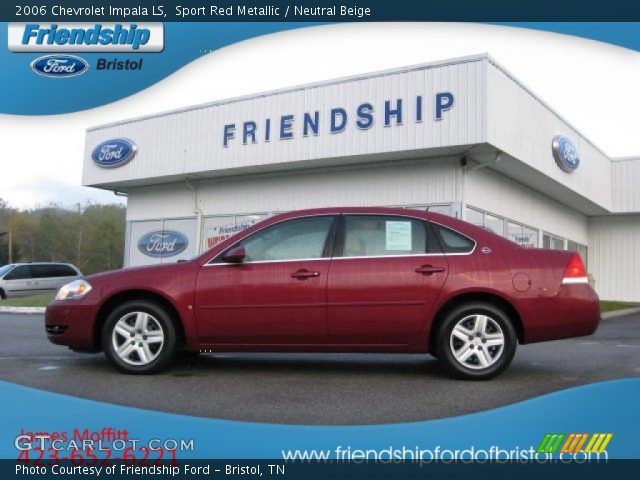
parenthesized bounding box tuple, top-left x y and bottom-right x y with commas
(0, 289, 5, 300)
(436, 302, 517, 380)
(102, 300, 177, 374)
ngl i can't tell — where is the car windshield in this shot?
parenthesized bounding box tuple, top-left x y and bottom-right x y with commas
(0, 264, 14, 277)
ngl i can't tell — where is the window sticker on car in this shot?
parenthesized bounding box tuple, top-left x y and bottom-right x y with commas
(385, 221, 412, 251)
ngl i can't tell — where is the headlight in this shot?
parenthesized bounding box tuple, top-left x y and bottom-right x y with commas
(55, 279, 92, 301)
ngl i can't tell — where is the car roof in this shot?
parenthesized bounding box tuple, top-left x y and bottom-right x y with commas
(5, 262, 78, 267)
(266, 207, 487, 235)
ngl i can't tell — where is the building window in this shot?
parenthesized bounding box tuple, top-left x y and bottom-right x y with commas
(465, 206, 541, 247)
(507, 221, 538, 248)
(543, 233, 565, 250)
(485, 213, 505, 236)
(203, 213, 269, 249)
(426, 204, 453, 216)
(522, 226, 538, 248)
(465, 207, 484, 228)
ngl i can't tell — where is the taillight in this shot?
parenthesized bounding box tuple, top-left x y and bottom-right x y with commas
(562, 253, 588, 285)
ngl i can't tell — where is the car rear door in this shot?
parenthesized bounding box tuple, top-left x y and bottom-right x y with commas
(194, 215, 337, 345)
(29, 264, 58, 292)
(327, 214, 448, 345)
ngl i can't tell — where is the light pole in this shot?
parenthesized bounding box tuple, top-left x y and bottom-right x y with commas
(0, 231, 12, 264)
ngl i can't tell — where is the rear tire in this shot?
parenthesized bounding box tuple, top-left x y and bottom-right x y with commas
(436, 302, 517, 380)
(102, 300, 177, 374)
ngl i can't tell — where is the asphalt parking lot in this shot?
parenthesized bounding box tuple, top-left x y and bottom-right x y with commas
(0, 312, 639, 425)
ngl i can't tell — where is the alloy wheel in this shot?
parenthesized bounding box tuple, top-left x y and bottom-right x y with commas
(449, 314, 505, 370)
(111, 311, 165, 366)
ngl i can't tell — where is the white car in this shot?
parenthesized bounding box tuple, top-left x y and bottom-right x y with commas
(0, 263, 82, 299)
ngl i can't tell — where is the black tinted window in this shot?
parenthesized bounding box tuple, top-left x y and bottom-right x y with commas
(340, 215, 438, 257)
(432, 224, 475, 253)
(51, 265, 78, 277)
(4, 265, 30, 280)
(29, 264, 77, 278)
(30, 265, 54, 278)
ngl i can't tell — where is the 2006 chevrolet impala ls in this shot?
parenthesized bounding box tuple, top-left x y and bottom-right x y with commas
(45, 207, 600, 380)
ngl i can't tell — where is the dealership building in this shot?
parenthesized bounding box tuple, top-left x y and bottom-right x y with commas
(83, 54, 640, 302)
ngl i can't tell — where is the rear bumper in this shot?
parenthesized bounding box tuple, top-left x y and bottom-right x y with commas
(522, 284, 600, 344)
(45, 301, 99, 350)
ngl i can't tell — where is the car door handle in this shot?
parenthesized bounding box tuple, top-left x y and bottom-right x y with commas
(415, 265, 446, 275)
(291, 269, 321, 280)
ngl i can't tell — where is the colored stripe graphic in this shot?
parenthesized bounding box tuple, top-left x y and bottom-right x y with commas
(539, 433, 613, 454)
(537, 433, 566, 454)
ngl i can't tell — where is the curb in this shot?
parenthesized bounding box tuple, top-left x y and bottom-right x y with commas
(602, 307, 640, 320)
(0, 307, 46, 314)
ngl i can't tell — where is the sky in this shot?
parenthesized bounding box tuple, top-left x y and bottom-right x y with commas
(1, 22, 639, 209)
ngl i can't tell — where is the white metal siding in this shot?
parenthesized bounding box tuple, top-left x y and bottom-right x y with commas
(465, 167, 588, 244)
(588, 215, 640, 301)
(486, 61, 613, 211)
(125, 158, 461, 220)
(84, 58, 486, 187)
(611, 158, 640, 212)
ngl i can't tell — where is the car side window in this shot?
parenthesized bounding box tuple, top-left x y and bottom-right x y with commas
(230, 216, 335, 262)
(339, 215, 438, 257)
(3, 265, 31, 280)
(50, 265, 78, 277)
(30, 265, 53, 279)
(431, 223, 476, 253)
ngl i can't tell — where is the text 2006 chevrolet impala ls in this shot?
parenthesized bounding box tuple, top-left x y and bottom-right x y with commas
(45, 207, 600, 380)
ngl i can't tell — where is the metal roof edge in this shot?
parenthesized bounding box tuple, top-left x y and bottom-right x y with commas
(611, 156, 640, 162)
(485, 55, 613, 161)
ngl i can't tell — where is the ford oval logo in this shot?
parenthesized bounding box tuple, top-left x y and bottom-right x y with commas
(138, 231, 189, 258)
(552, 135, 580, 173)
(91, 138, 137, 168)
(30, 55, 89, 78)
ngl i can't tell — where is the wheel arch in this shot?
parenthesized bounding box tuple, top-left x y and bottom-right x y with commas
(93, 290, 186, 351)
(428, 291, 524, 353)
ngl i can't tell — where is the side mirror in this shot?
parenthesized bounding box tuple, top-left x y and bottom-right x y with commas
(222, 246, 246, 263)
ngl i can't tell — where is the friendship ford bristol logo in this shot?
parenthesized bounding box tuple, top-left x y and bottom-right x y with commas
(30, 54, 89, 78)
(91, 138, 137, 168)
(552, 135, 580, 173)
(138, 231, 189, 258)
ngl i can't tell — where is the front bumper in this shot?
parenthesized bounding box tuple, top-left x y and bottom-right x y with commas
(45, 301, 99, 350)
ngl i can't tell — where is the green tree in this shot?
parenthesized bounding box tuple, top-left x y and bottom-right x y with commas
(2, 200, 126, 274)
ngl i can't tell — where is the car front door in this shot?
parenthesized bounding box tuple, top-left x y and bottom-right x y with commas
(2, 265, 33, 297)
(327, 215, 448, 345)
(194, 215, 337, 345)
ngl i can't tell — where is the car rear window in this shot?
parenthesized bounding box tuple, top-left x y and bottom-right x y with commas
(431, 223, 476, 254)
(339, 215, 440, 257)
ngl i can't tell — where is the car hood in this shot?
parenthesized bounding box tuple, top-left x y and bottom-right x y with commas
(84, 261, 193, 283)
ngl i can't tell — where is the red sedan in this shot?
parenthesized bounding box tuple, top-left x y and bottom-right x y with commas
(45, 207, 600, 380)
